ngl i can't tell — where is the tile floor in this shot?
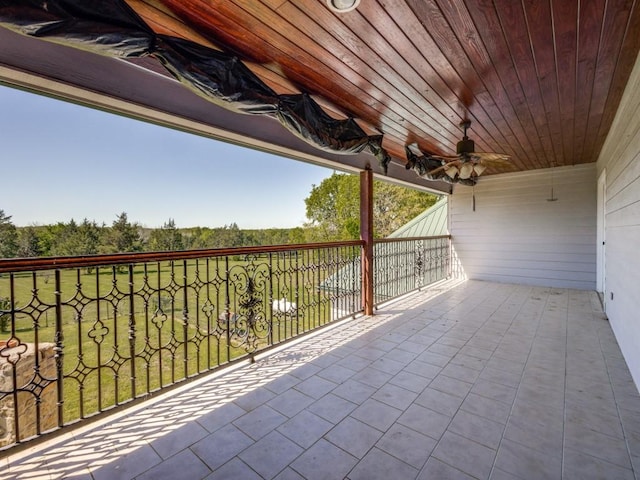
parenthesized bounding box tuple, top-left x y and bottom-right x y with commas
(3, 279, 640, 479)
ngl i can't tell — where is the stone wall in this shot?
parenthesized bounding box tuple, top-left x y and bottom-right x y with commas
(0, 342, 58, 448)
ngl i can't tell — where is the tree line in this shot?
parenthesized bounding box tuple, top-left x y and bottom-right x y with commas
(0, 211, 308, 258)
(0, 173, 439, 259)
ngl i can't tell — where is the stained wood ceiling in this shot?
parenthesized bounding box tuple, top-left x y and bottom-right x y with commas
(1, 0, 639, 188)
(129, 0, 640, 178)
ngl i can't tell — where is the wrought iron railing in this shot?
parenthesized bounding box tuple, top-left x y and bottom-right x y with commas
(373, 236, 451, 305)
(0, 242, 362, 449)
(0, 236, 450, 449)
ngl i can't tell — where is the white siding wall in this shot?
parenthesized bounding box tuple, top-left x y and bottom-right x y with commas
(450, 164, 597, 290)
(597, 51, 640, 388)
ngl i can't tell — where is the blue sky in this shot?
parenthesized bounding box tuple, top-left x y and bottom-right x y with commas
(0, 85, 334, 229)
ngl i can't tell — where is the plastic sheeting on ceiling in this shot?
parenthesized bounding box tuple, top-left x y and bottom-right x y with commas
(0, 0, 391, 173)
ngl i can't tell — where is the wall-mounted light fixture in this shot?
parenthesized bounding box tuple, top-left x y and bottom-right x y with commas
(547, 165, 558, 202)
(326, 0, 361, 13)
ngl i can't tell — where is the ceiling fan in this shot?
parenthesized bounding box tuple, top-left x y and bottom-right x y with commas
(406, 120, 511, 185)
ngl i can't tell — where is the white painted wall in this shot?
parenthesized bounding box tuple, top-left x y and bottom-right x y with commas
(596, 51, 640, 389)
(450, 163, 597, 290)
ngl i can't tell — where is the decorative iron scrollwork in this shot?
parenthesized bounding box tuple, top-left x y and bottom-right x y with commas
(0, 337, 27, 364)
(227, 260, 271, 352)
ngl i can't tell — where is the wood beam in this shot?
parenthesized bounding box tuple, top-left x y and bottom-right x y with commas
(360, 167, 374, 316)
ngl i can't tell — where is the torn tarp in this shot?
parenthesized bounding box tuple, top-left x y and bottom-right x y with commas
(0, 0, 154, 57)
(0, 0, 391, 173)
(154, 36, 279, 115)
(277, 94, 391, 173)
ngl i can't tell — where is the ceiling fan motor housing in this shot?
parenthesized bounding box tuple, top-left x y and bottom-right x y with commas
(457, 138, 475, 155)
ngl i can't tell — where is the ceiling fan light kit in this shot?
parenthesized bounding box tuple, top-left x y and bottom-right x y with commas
(473, 163, 487, 176)
(444, 164, 458, 178)
(459, 163, 474, 179)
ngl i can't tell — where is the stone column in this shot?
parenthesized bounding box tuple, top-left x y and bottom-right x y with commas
(0, 342, 57, 448)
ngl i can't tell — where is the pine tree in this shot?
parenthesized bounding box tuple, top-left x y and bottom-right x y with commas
(0, 210, 18, 258)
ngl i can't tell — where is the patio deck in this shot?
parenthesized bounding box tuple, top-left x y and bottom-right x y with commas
(3, 279, 640, 480)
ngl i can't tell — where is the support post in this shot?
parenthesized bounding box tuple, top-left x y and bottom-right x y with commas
(360, 167, 374, 315)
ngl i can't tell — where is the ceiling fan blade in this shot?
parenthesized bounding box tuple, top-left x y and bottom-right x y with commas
(469, 152, 511, 164)
(430, 154, 461, 162)
(424, 164, 449, 176)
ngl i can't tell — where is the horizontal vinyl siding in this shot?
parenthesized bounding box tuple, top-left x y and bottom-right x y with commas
(597, 50, 640, 389)
(450, 163, 596, 290)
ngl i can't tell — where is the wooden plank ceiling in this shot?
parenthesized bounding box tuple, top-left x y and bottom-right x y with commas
(130, 0, 640, 177)
(0, 0, 638, 189)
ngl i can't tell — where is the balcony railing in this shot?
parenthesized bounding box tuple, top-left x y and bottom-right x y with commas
(0, 236, 450, 450)
(373, 236, 450, 306)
